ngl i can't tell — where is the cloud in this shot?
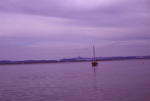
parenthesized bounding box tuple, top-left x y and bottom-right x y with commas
(0, 0, 150, 60)
(0, 0, 149, 28)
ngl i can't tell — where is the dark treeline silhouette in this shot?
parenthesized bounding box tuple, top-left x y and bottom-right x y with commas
(0, 55, 150, 65)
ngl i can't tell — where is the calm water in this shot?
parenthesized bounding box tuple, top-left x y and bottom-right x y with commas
(0, 60, 150, 101)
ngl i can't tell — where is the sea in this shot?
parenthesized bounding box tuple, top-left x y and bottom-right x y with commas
(0, 59, 150, 101)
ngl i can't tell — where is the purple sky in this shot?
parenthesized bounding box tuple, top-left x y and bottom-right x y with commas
(0, 0, 150, 60)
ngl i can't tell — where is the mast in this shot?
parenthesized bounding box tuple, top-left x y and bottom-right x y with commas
(93, 45, 95, 62)
(92, 45, 98, 66)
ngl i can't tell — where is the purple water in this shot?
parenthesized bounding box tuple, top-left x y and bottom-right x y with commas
(0, 60, 150, 101)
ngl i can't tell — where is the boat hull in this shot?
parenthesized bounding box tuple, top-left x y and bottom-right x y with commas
(92, 61, 98, 66)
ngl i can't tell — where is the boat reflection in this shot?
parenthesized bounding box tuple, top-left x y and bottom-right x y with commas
(92, 66, 98, 88)
(92, 66, 99, 101)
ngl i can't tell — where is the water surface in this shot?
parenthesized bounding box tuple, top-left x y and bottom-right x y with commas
(0, 60, 150, 101)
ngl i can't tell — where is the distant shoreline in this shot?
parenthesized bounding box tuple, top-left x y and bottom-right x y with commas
(0, 57, 150, 65)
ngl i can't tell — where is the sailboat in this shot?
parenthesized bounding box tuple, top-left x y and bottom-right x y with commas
(91, 46, 98, 66)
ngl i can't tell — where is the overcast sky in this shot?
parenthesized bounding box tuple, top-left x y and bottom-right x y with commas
(0, 0, 150, 60)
